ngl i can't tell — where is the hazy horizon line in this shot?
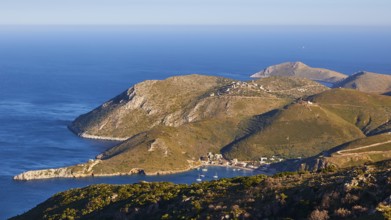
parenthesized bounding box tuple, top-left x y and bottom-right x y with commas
(1, 24, 390, 28)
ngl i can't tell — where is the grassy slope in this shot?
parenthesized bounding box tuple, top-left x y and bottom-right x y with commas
(308, 89, 391, 134)
(92, 119, 241, 174)
(224, 89, 391, 161)
(12, 160, 391, 220)
(224, 102, 365, 160)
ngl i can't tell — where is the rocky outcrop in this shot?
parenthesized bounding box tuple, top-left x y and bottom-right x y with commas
(14, 167, 75, 181)
(13, 159, 147, 181)
(251, 61, 347, 83)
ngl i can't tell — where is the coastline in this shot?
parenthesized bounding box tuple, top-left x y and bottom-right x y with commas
(13, 162, 265, 181)
(12, 129, 264, 181)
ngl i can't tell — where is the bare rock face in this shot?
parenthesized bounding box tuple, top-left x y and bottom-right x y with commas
(13, 167, 74, 181)
(251, 62, 347, 83)
(13, 160, 102, 180)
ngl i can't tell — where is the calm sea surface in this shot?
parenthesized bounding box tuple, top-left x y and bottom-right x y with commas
(0, 26, 390, 219)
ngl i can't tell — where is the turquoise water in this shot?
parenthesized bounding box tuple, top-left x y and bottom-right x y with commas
(0, 26, 390, 219)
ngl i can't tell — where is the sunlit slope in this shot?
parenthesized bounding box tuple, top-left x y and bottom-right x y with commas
(69, 75, 327, 140)
(224, 89, 391, 160)
(69, 75, 235, 139)
(86, 77, 328, 174)
(13, 75, 326, 178)
(223, 100, 365, 160)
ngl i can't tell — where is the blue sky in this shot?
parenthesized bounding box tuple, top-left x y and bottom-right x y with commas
(0, 0, 390, 25)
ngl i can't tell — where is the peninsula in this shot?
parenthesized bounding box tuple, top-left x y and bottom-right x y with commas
(13, 71, 391, 180)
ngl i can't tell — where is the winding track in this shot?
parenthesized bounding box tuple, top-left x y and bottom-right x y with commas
(335, 138, 391, 156)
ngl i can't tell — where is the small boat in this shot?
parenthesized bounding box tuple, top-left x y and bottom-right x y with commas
(202, 168, 208, 172)
(200, 174, 205, 178)
(237, 168, 241, 171)
(196, 167, 200, 171)
(196, 175, 202, 182)
(213, 173, 218, 179)
(233, 169, 237, 171)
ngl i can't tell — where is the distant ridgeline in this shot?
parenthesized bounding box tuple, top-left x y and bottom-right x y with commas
(252, 61, 391, 95)
(13, 62, 391, 181)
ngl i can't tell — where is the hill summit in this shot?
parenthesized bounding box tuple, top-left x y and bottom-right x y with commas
(251, 62, 347, 83)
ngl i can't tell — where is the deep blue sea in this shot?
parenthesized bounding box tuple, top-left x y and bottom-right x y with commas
(0, 26, 390, 219)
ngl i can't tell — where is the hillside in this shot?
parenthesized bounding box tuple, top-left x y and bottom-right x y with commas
(333, 71, 391, 94)
(11, 160, 391, 220)
(251, 61, 347, 83)
(307, 89, 391, 134)
(223, 89, 391, 160)
(15, 75, 328, 180)
(69, 75, 326, 140)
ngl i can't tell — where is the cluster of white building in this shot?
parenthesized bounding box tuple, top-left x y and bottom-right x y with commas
(200, 152, 285, 170)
